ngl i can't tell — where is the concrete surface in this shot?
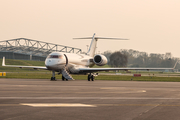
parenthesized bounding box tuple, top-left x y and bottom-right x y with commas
(0, 79, 180, 120)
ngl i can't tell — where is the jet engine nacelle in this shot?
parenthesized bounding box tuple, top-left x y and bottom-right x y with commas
(93, 54, 108, 66)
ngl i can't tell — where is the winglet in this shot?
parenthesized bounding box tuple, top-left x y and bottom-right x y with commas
(173, 60, 179, 69)
(2, 57, 5, 66)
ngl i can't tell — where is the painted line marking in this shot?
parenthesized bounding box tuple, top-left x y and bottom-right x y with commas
(0, 91, 146, 93)
(20, 103, 96, 107)
(1, 97, 180, 100)
(100, 88, 146, 93)
(1, 104, 180, 107)
(0, 104, 20, 106)
(100, 87, 126, 89)
(94, 104, 180, 107)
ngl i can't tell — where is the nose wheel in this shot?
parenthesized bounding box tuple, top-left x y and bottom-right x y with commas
(50, 71, 56, 81)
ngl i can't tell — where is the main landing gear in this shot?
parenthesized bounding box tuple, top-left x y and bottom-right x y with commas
(88, 74, 95, 81)
(50, 71, 56, 81)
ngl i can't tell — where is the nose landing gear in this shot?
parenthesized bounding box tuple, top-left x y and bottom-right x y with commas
(50, 71, 56, 81)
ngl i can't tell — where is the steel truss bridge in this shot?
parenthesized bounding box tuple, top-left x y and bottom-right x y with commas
(0, 38, 82, 57)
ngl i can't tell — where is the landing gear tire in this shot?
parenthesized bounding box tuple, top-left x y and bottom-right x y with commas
(88, 74, 95, 81)
(91, 75, 94, 81)
(88, 75, 91, 81)
(51, 77, 56, 81)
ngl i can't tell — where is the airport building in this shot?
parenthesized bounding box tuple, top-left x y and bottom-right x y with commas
(0, 38, 82, 61)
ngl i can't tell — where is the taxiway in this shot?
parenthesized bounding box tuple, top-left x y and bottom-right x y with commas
(0, 79, 180, 120)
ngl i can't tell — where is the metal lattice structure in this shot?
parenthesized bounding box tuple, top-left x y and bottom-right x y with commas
(0, 38, 82, 57)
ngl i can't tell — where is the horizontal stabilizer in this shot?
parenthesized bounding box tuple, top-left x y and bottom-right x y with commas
(73, 37, 129, 40)
(74, 33, 128, 57)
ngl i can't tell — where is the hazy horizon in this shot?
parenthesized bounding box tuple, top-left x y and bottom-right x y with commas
(0, 0, 180, 57)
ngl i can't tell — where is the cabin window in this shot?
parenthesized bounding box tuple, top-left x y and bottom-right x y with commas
(47, 55, 63, 59)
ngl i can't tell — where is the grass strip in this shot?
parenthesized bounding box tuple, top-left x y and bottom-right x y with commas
(1, 73, 180, 82)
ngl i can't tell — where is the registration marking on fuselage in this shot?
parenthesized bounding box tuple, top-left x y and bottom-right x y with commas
(20, 103, 96, 107)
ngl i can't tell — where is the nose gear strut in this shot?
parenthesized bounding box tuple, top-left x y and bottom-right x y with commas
(51, 71, 56, 81)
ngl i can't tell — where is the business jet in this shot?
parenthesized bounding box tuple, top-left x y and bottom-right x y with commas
(2, 33, 175, 81)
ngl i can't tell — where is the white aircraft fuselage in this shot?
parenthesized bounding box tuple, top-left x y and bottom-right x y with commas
(45, 52, 94, 74)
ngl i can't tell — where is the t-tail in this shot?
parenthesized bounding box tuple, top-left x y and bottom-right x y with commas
(73, 33, 129, 57)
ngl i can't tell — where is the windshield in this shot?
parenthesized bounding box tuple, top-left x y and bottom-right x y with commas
(47, 55, 63, 59)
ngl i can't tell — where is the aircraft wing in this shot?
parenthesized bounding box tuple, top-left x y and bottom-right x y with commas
(2, 57, 47, 70)
(79, 67, 174, 73)
(79, 60, 177, 72)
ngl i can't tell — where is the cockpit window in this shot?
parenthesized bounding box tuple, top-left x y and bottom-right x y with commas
(47, 55, 63, 59)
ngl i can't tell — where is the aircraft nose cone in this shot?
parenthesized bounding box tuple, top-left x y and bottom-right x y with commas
(45, 59, 52, 66)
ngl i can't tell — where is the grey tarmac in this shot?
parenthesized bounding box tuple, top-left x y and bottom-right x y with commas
(1, 78, 180, 120)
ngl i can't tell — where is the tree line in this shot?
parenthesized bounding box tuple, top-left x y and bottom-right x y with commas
(102, 49, 180, 69)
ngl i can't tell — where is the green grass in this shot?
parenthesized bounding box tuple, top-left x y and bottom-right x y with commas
(93, 64, 111, 68)
(1, 72, 180, 82)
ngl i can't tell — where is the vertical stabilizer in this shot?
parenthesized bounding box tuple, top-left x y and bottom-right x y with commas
(87, 33, 97, 57)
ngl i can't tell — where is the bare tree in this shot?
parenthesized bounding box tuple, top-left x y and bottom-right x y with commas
(102, 50, 112, 65)
(109, 51, 128, 67)
(104, 49, 179, 69)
